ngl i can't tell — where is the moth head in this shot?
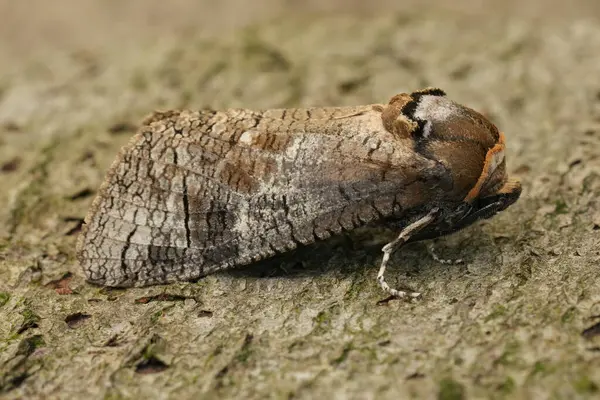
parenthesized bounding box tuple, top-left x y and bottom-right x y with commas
(380, 88, 521, 239)
(381, 87, 521, 203)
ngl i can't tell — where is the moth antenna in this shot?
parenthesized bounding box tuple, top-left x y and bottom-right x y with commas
(426, 242, 464, 265)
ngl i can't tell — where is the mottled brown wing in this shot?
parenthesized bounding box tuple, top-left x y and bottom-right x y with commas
(77, 106, 445, 287)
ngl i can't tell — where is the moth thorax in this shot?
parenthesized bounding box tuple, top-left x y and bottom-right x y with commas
(413, 99, 506, 201)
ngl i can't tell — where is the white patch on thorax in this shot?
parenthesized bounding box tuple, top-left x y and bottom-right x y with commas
(414, 95, 458, 122)
(422, 120, 433, 138)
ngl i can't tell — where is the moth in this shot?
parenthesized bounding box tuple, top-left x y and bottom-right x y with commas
(77, 88, 521, 298)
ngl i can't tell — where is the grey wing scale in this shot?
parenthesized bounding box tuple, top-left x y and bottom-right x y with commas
(77, 106, 442, 287)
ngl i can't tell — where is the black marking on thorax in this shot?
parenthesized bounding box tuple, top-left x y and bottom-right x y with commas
(400, 88, 446, 139)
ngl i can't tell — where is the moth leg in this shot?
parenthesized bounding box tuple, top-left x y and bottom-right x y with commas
(377, 208, 439, 298)
(426, 241, 464, 265)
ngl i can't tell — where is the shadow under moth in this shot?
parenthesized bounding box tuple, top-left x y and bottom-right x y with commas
(77, 88, 521, 298)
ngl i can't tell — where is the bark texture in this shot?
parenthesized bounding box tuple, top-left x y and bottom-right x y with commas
(1, 1, 600, 399)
